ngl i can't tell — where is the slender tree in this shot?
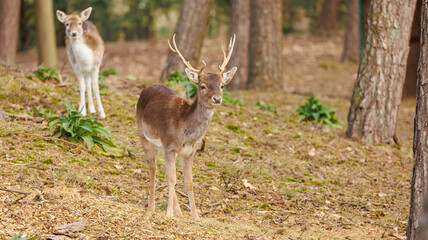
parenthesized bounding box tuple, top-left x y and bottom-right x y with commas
(160, 0, 214, 80)
(408, 2, 428, 238)
(346, 0, 417, 144)
(342, 0, 359, 62)
(248, 0, 282, 88)
(35, 0, 57, 67)
(315, 0, 341, 37)
(0, 0, 21, 65)
(228, 0, 250, 90)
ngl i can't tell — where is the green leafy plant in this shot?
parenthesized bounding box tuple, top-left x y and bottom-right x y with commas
(33, 107, 56, 121)
(294, 94, 340, 126)
(98, 68, 116, 95)
(223, 88, 245, 106)
(48, 101, 122, 156)
(254, 101, 276, 112)
(30, 65, 60, 81)
(166, 71, 197, 98)
(11, 235, 35, 240)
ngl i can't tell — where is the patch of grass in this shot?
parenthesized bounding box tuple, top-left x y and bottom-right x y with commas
(294, 94, 340, 126)
(43, 158, 53, 164)
(11, 235, 35, 240)
(206, 162, 216, 167)
(226, 124, 245, 134)
(223, 88, 245, 106)
(230, 147, 240, 154)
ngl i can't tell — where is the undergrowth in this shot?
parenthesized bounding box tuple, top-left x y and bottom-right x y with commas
(294, 94, 340, 126)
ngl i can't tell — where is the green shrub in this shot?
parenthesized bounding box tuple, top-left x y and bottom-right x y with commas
(98, 68, 116, 95)
(166, 71, 245, 106)
(166, 71, 197, 98)
(223, 88, 245, 106)
(294, 94, 340, 126)
(30, 65, 60, 81)
(48, 100, 122, 156)
(254, 101, 276, 112)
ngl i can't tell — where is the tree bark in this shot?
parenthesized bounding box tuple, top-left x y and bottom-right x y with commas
(248, 0, 282, 88)
(346, 0, 417, 144)
(35, 0, 57, 67)
(0, 0, 21, 65)
(342, 0, 359, 62)
(315, 0, 341, 37)
(228, 0, 250, 90)
(159, 0, 214, 81)
(408, 2, 428, 238)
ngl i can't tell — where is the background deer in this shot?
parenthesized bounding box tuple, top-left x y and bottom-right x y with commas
(136, 34, 237, 218)
(56, 7, 106, 119)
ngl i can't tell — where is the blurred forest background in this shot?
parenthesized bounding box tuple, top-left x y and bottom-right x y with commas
(17, 0, 346, 50)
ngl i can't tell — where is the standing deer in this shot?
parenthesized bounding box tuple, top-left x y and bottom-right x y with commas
(56, 7, 106, 119)
(136, 34, 237, 218)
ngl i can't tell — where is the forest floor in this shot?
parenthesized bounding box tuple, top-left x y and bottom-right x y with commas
(0, 34, 414, 240)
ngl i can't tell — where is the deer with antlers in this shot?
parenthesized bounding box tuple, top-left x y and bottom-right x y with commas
(136, 34, 237, 218)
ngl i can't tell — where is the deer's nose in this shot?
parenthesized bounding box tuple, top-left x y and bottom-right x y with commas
(212, 96, 222, 104)
(71, 31, 77, 37)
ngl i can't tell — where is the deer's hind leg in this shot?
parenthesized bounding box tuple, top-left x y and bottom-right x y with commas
(139, 135, 157, 213)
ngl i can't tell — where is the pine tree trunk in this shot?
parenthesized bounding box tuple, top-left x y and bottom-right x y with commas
(159, 0, 214, 80)
(0, 0, 21, 65)
(228, 0, 250, 90)
(248, 0, 282, 88)
(346, 0, 417, 144)
(35, 0, 57, 67)
(408, 2, 428, 238)
(315, 0, 341, 37)
(342, 0, 359, 62)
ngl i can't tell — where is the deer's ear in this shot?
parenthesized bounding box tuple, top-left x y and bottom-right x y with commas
(81, 7, 92, 21)
(185, 68, 199, 85)
(56, 10, 67, 23)
(222, 67, 237, 85)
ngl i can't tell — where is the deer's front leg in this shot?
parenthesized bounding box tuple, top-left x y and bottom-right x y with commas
(75, 72, 87, 116)
(164, 150, 182, 218)
(85, 74, 95, 114)
(181, 153, 199, 219)
(92, 68, 106, 119)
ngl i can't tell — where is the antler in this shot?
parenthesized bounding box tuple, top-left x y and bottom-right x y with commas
(218, 34, 236, 73)
(168, 34, 206, 73)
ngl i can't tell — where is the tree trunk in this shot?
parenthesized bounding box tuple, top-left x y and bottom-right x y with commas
(342, 0, 359, 62)
(315, 0, 341, 37)
(228, 0, 250, 90)
(403, 0, 422, 98)
(159, 0, 214, 80)
(35, 0, 57, 67)
(0, 0, 21, 65)
(408, 2, 428, 238)
(346, 0, 417, 144)
(248, 0, 282, 88)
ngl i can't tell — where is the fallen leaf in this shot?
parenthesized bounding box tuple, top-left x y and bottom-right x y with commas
(242, 179, 256, 190)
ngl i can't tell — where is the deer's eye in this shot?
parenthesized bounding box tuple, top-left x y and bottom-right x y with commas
(79, 22, 82, 25)
(200, 85, 206, 90)
(221, 85, 224, 89)
(66, 23, 69, 26)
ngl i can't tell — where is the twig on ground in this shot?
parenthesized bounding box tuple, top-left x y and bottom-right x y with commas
(0, 187, 32, 195)
(6, 132, 83, 149)
(176, 190, 188, 198)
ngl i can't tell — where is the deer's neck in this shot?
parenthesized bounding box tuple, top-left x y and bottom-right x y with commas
(183, 97, 214, 143)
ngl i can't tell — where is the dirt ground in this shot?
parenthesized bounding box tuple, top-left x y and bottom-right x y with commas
(0, 34, 414, 239)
